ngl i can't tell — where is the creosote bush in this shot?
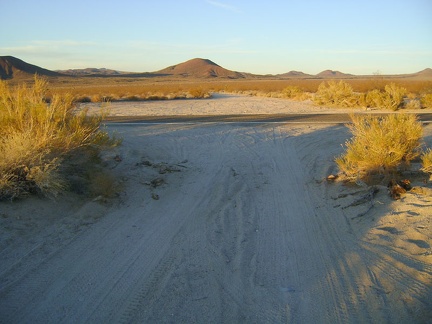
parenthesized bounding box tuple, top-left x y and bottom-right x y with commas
(364, 83, 407, 110)
(187, 87, 211, 99)
(0, 77, 119, 200)
(313, 80, 359, 107)
(336, 114, 423, 182)
(421, 149, 432, 174)
(282, 85, 301, 98)
(421, 93, 432, 108)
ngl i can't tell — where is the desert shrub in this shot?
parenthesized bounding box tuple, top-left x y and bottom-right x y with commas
(364, 83, 407, 110)
(365, 89, 385, 108)
(281, 86, 310, 100)
(0, 77, 118, 200)
(421, 93, 432, 108)
(282, 86, 302, 98)
(336, 114, 423, 182)
(404, 99, 421, 110)
(125, 95, 142, 101)
(188, 87, 211, 99)
(384, 83, 407, 110)
(313, 80, 359, 107)
(75, 95, 92, 103)
(421, 149, 432, 174)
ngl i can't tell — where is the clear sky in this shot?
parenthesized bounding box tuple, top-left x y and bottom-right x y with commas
(1, 0, 431, 75)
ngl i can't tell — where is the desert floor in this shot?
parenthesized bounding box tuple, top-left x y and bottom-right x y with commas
(0, 95, 431, 323)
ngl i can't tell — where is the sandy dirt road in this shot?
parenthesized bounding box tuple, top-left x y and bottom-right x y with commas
(1, 120, 430, 323)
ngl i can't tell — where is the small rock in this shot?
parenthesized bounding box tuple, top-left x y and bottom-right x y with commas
(388, 180, 406, 200)
(142, 160, 152, 166)
(398, 179, 412, 191)
(150, 178, 165, 188)
(327, 174, 338, 181)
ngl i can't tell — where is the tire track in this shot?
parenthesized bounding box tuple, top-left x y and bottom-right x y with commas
(1, 123, 429, 322)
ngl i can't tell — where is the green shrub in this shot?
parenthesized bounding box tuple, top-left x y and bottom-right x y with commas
(0, 77, 118, 200)
(336, 114, 423, 182)
(313, 80, 359, 107)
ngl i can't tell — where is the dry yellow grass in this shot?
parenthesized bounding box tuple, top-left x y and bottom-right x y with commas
(336, 114, 423, 182)
(64, 79, 431, 104)
(6, 75, 432, 108)
(421, 149, 432, 174)
(0, 77, 119, 200)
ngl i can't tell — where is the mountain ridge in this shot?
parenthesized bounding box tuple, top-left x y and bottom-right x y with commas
(0, 56, 62, 79)
(1, 55, 431, 80)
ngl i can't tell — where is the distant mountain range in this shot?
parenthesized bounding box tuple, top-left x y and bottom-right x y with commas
(56, 67, 131, 76)
(1, 55, 431, 80)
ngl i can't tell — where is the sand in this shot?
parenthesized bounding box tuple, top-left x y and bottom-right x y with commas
(0, 95, 431, 323)
(84, 93, 428, 116)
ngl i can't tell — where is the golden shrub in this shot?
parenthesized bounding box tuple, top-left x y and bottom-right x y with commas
(0, 77, 118, 200)
(421, 149, 432, 174)
(421, 93, 432, 108)
(336, 114, 423, 182)
(313, 80, 359, 107)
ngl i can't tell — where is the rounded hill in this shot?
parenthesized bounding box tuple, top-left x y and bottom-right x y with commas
(0, 56, 62, 80)
(156, 58, 245, 78)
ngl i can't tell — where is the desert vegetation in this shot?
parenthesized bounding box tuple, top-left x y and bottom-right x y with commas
(312, 80, 420, 110)
(313, 80, 359, 107)
(335, 114, 424, 182)
(0, 77, 119, 200)
(362, 83, 407, 110)
(421, 149, 432, 174)
(421, 93, 432, 108)
(33, 77, 431, 110)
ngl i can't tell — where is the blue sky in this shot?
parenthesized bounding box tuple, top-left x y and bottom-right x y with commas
(1, 0, 431, 75)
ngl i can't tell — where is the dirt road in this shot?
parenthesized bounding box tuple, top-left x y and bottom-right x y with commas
(1, 122, 430, 323)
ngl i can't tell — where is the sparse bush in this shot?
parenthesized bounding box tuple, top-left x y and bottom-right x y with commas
(405, 99, 421, 110)
(384, 83, 407, 110)
(336, 114, 423, 182)
(125, 95, 141, 101)
(421, 93, 432, 108)
(364, 83, 407, 110)
(75, 96, 92, 103)
(281, 86, 310, 100)
(313, 80, 359, 107)
(365, 89, 385, 108)
(0, 77, 118, 200)
(188, 87, 211, 99)
(421, 149, 432, 174)
(282, 86, 301, 98)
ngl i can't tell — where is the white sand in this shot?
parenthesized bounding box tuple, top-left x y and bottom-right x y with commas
(0, 95, 431, 322)
(82, 93, 428, 116)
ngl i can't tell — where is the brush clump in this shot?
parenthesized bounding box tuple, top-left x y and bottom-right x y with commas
(0, 76, 119, 200)
(336, 114, 423, 182)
